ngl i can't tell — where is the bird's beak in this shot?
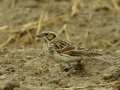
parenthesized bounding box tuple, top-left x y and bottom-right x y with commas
(36, 34, 43, 38)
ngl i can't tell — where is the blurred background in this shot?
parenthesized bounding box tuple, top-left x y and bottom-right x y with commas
(0, 0, 120, 52)
(0, 1, 120, 89)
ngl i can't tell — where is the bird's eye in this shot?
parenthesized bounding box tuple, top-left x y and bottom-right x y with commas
(45, 33, 48, 35)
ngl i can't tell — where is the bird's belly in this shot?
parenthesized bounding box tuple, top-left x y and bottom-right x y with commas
(53, 53, 81, 62)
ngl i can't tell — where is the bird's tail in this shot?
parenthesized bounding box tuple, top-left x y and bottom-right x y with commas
(68, 50, 113, 63)
(93, 56, 113, 64)
(68, 50, 102, 56)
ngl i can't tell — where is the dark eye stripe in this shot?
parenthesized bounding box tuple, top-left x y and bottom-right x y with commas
(48, 34, 56, 41)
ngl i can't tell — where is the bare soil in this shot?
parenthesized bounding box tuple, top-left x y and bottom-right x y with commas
(0, 0, 120, 90)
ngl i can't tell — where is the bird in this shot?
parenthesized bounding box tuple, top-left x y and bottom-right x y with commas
(36, 31, 112, 70)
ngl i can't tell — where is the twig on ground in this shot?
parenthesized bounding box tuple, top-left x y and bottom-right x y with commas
(93, 0, 115, 11)
(35, 14, 44, 42)
(71, 0, 81, 17)
(15, 33, 21, 42)
(58, 24, 71, 41)
(2, 22, 38, 34)
(114, 62, 120, 65)
(92, 0, 101, 7)
(83, 14, 92, 48)
(58, 24, 66, 35)
(111, 0, 120, 11)
(46, 13, 70, 24)
(0, 26, 9, 31)
(26, 29, 34, 41)
(64, 26, 71, 42)
(0, 35, 15, 49)
(11, 0, 16, 8)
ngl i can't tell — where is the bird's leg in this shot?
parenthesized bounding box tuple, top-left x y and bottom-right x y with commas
(67, 62, 72, 69)
(59, 61, 64, 71)
(68, 59, 83, 73)
(58, 61, 69, 72)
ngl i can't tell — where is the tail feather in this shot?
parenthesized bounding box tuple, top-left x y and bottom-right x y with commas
(68, 50, 113, 63)
(94, 56, 113, 64)
(68, 50, 102, 56)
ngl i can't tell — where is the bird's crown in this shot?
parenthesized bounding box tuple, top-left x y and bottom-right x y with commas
(36, 31, 58, 42)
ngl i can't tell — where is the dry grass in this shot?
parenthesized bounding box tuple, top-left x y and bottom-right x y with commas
(83, 14, 92, 48)
(0, 0, 120, 48)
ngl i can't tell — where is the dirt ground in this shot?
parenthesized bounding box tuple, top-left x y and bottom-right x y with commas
(0, 0, 120, 90)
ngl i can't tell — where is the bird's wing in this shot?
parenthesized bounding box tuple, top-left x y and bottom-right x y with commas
(53, 39, 102, 56)
(56, 46, 76, 53)
(53, 39, 78, 50)
(54, 39, 102, 56)
(55, 45, 102, 57)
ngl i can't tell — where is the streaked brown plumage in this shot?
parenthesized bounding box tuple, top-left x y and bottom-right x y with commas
(36, 31, 112, 70)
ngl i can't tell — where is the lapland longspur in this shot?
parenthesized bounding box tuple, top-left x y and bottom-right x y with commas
(36, 31, 112, 70)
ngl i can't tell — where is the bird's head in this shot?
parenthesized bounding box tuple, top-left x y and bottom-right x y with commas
(36, 31, 58, 42)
